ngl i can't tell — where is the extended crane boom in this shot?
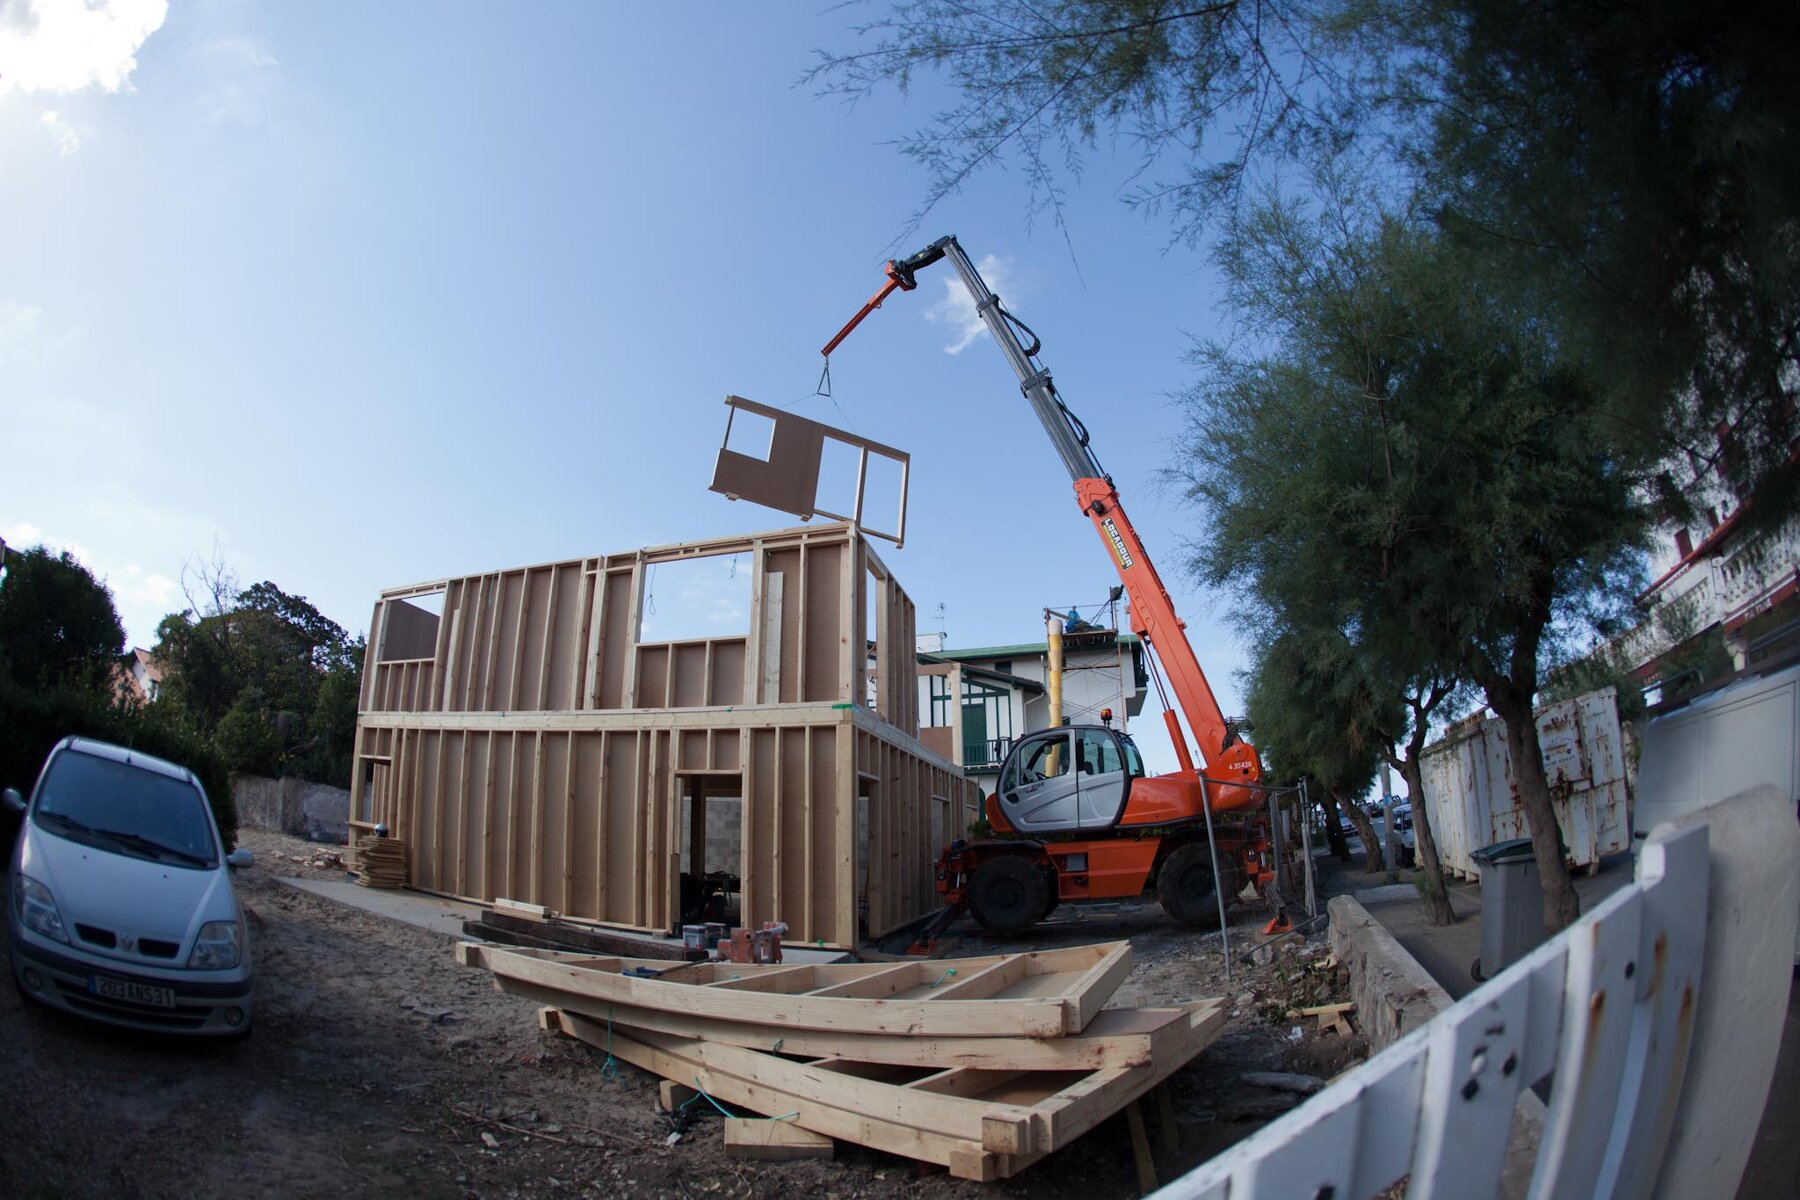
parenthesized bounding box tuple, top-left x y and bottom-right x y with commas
(824, 236, 1261, 798)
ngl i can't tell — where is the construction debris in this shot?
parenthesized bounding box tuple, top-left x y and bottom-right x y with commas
(354, 837, 407, 889)
(1239, 1071, 1326, 1095)
(463, 908, 705, 962)
(273, 849, 344, 871)
(1299, 1001, 1356, 1037)
(460, 939, 1226, 1182)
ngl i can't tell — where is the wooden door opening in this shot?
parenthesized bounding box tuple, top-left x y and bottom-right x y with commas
(856, 775, 877, 941)
(676, 772, 742, 929)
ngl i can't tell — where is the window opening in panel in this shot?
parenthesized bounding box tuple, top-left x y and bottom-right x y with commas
(815, 436, 865, 522)
(638, 553, 751, 643)
(864, 565, 882, 711)
(379, 589, 446, 662)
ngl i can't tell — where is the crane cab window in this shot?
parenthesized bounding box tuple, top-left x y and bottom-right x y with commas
(1076, 729, 1125, 776)
(1004, 732, 1072, 791)
(1119, 735, 1146, 778)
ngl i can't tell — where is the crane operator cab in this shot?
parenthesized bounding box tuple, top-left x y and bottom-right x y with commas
(995, 726, 1146, 834)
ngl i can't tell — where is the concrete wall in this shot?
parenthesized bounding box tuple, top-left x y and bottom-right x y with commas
(233, 774, 350, 844)
(678, 796, 743, 876)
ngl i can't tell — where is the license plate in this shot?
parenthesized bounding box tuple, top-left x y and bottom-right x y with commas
(91, 975, 176, 1009)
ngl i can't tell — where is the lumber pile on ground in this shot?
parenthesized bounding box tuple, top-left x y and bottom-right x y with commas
(354, 837, 407, 888)
(463, 904, 705, 962)
(459, 940, 1225, 1181)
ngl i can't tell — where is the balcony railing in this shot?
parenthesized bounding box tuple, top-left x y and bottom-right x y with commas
(962, 736, 1012, 769)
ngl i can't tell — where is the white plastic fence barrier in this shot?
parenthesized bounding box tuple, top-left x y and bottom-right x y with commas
(1150, 788, 1800, 1200)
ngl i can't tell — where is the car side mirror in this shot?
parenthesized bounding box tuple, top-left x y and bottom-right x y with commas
(2, 788, 24, 816)
(226, 848, 254, 869)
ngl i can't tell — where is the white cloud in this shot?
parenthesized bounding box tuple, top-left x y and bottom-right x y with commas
(0, 0, 169, 97)
(115, 563, 178, 607)
(0, 521, 87, 565)
(924, 253, 1013, 355)
(0, 519, 203, 646)
(38, 108, 78, 154)
(2, 520, 43, 546)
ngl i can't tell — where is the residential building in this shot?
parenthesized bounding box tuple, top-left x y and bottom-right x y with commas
(916, 623, 1148, 801)
(1631, 445, 1800, 693)
(112, 647, 163, 705)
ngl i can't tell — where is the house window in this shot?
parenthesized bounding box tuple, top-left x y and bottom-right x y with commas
(993, 661, 1012, 677)
(960, 679, 1014, 768)
(1674, 528, 1693, 559)
(928, 674, 956, 727)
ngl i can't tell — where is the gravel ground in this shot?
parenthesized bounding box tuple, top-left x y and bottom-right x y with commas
(0, 829, 1363, 1199)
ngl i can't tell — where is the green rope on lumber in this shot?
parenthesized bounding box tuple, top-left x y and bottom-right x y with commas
(681, 1076, 736, 1118)
(678, 1080, 798, 1125)
(928, 968, 957, 988)
(600, 1005, 619, 1082)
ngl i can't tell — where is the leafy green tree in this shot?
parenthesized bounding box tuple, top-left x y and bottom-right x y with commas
(152, 556, 243, 728)
(1390, 0, 1800, 522)
(213, 686, 285, 777)
(1179, 175, 1647, 932)
(814, 0, 1800, 513)
(0, 545, 126, 695)
(153, 558, 361, 786)
(807, 0, 1331, 238)
(1245, 630, 1390, 873)
(295, 639, 364, 787)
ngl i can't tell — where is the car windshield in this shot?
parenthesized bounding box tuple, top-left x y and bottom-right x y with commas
(34, 751, 217, 868)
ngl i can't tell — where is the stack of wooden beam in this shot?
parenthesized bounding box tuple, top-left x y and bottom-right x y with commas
(458, 940, 1225, 1181)
(354, 837, 407, 888)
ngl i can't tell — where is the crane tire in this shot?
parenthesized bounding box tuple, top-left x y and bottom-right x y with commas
(1158, 842, 1224, 929)
(967, 855, 1050, 937)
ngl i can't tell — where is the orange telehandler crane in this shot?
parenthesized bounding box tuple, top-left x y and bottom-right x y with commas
(824, 235, 1278, 936)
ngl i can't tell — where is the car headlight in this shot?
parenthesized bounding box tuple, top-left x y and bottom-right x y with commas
(13, 874, 68, 943)
(188, 920, 242, 970)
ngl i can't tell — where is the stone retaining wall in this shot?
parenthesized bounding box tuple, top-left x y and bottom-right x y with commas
(1327, 893, 1453, 1048)
(233, 774, 350, 843)
(1327, 892, 1545, 1198)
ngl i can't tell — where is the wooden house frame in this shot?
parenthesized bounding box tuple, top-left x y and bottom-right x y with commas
(349, 521, 978, 947)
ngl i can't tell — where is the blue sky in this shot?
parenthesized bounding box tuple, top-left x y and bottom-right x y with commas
(0, 1, 1252, 774)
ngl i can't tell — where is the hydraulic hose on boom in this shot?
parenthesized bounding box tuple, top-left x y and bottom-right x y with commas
(824, 236, 1262, 803)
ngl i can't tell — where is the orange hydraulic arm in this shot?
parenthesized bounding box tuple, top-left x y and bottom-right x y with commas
(823, 235, 1261, 794)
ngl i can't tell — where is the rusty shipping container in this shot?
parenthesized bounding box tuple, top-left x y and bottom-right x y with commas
(1419, 687, 1631, 879)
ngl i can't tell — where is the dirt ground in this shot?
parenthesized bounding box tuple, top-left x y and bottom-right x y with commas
(1, 830, 1363, 1199)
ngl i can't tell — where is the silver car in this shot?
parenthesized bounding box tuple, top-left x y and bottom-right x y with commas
(5, 736, 253, 1035)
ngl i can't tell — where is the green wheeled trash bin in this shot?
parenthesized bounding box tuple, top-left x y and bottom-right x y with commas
(1470, 837, 1543, 982)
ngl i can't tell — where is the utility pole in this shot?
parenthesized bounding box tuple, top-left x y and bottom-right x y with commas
(1379, 761, 1397, 883)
